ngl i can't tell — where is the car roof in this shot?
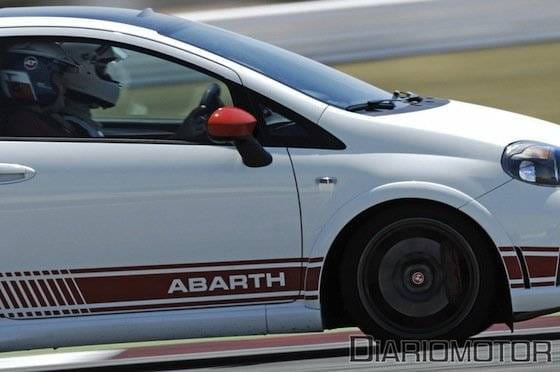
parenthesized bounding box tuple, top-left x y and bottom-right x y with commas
(0, 6, 190, 35)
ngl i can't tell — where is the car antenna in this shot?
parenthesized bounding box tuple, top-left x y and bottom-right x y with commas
(138, 8, 154, 18)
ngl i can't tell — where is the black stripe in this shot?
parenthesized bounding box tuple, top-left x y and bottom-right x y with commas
(514, 247, 531, 289)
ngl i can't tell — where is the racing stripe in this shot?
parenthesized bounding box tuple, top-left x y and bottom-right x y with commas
(28, 280, 47, 307)
(1, 282, 19, 309)
(521, 247, 559, 287)
(499, 247, 526, 288)
(10, 280, 28, 309)
(20, 281, 38, 308)
(0, 257, 324, 320)
(37, 279, 57, 307)
(56, 278, 75, 306)
(47, 279, 65, 305)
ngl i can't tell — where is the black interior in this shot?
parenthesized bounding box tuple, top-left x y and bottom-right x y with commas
(99, 120, 181, 140)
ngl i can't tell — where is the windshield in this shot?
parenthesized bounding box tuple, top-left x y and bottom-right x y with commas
(167, 23, 392, 108)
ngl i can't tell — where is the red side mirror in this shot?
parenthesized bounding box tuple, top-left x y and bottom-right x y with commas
(208, 107, 257, 140)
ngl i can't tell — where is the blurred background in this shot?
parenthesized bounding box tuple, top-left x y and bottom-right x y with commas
(1, 0, 558, 122)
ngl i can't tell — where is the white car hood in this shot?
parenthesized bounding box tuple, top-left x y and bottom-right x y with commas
(375, 100, 560, 148)
(323, 100, 560, 161)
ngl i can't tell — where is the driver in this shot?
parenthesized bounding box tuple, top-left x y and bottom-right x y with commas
(0, 42, 123, 138)
(0, 42, 80, 137)
(60, 43, 126, 137)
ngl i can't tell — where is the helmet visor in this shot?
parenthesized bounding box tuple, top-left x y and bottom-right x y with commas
(1, 70, 36, 102)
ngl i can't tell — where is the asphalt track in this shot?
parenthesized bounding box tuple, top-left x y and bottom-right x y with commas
(3, 316, 560, 371)
(185, 0, 560, 63)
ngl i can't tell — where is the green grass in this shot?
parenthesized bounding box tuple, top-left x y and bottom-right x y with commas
(335, 42, 560, 123)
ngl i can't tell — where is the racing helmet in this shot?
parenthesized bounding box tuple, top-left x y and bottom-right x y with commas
(61, 43, 126, 109)
(0, 42, 76, 105)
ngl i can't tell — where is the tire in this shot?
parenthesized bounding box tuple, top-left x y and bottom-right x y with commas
(339, 204, 496, 342)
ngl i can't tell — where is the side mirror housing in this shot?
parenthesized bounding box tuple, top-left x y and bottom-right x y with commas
(208, 107, 272, 168)
(208, 107, 257, 141)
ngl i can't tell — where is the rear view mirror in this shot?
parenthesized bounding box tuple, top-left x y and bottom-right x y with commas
(208, 107, 272, 168)
(208, 107, 257, 140)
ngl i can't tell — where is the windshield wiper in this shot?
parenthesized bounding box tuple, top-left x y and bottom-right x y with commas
(345, 99, 398, 112)
(392, 90, 423, 103)
(346, 90, 424, 112)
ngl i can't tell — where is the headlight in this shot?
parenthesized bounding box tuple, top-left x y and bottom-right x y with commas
(502, 141, 560, 186)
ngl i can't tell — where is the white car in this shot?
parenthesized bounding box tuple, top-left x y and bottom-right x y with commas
(0, 6, 557, 351)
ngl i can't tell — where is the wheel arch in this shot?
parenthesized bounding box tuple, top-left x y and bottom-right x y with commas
(314, 190, 513, 330)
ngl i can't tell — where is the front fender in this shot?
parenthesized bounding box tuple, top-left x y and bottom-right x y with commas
(308, 180, 513, 259)
(305, 180, 515, 309)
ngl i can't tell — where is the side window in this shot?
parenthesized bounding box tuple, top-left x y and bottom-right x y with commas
(252, 94, 345, 150)
(259, 104, 310, 139)
(0, 39, 233, 143)
(92, 48, 232, 121)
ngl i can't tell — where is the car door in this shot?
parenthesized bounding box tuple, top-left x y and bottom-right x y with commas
(0, 39, 302, 319)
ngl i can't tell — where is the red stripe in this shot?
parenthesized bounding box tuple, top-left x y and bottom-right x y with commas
(521, 247, 559, 252)
(70, 258, 312, 274)
(47, 279, 65, 304)
(20, 281, 38, 308)
(10, 281, 29, 308)
(76, 268, 301, 304)
(510, 283, 525, 289)
(304, 267, 321, 291)
(2, 282, 18, 308)
(37, 279, 56, 307)
(56, 279, 74, 305)
(66, 278, 84, 305)
(29, 281, 47, 307)
(525, 256, 558, 278)
(502, 256, 523, 280)
(0, 288, 10, 309)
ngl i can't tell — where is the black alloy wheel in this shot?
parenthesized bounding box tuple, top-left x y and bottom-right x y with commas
(339, 205, 496, 341)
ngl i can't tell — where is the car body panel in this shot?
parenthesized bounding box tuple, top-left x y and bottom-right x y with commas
(0, 301, 323, 351)
(291, 103, 515, 259)
(0, 141, 305, 326)
(0, 7, 559, 350)
(470, 179, 560, 312)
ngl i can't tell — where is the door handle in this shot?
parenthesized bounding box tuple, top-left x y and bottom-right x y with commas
(0, 163, 36, 184)
(316, 176, 337, 185)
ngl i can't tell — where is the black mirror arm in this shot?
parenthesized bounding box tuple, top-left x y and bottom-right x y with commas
(234, 136, 273, 168)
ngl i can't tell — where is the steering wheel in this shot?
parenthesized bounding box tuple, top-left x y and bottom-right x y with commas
(174, 83, 224, 142)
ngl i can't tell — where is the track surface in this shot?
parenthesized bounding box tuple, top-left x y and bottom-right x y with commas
(3, 316, 560, 371)
(191, 0, 560, 63)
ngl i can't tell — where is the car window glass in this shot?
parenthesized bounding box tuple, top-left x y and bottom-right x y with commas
(260, 104, 309, 139)
(0, 39, 233, 143)
(169, 23, 392, 108)
(91, 49, 232, 121)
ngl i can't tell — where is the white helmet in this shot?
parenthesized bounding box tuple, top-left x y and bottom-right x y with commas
(61, 43, 126, 108)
